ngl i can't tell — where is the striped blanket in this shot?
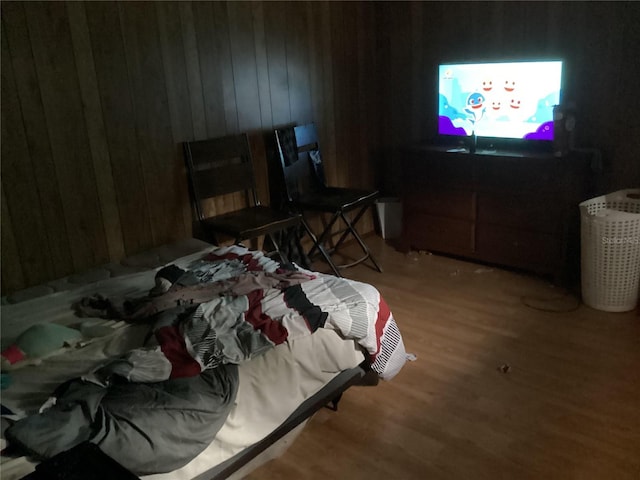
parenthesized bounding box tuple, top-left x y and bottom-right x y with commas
(85, 245, 407, 383)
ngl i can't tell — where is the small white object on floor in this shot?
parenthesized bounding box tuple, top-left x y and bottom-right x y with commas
(474, 268, 494, 274)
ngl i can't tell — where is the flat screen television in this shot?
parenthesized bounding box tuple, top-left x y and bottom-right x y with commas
(438, 60, 563, 149)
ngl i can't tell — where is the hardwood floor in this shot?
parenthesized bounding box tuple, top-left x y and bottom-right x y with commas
(245, 235, 640, 480)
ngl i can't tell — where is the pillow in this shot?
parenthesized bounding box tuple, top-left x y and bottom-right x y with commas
(1, 323, 82, 370)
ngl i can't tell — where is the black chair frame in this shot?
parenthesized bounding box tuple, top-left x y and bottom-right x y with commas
(274, 124, 382, 276)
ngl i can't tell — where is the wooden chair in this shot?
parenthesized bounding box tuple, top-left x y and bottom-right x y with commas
(273, 124, 382, 276)
(183, 133, 302, 264)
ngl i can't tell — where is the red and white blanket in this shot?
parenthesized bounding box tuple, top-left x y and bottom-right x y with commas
(84, 245, 407, 383)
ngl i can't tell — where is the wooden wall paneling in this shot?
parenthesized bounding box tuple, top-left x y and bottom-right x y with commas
(488, 2, 526, 56)
(518, 2, 549, 56)
(355, 1, 376, 235)
(613, 1, 640, 187)
(344, 2, 363, 187)
(66, 1, 125, 262)
(227, 1, 269, 203)
(212, 1, 244, 214)
(210, 2, 253, 224)
(544, 1, 564, 55)
(285, 1, 313, 127)
(264, 2, 291, 128)
(251, 1, 279, 208)
(176, 1, 207, 233)
(212, 1, 239, 136)
(428, 3, 455, 70)
(306, 1, 322, 135)
(415, 1, 440, 146)
(362, 2, 380, 182)
(329, 2, 348, 188)
(334, 0, 350, 184)
(287, 0, 320, 236)
(178, 2, 207, 141)
(191, 1, 231, 218)
(191, 1, 227, 140)
(85, 1, 153, 255)
(387, 4, 413, 148)
(155, 1, 195, 144)
(568, 0, 623, 186)
(367, 2, 388, 195)
(264, 1, 305, 235)
(306, 0, 327, 148)
(342, 2, 362, 187)
(118, 2, 185, 245)
(2, 2, 73, 279)
(251, 2, 280, 209)
(409, 1, 425, 143)
(445, 3, 477, 54)
(327, 3, 359, 236)
(583, 2, 623, 151)
(24, 1, 109, 272)
(0, 186, 25, 292)
(0, 25, 53, 287)
(486, 1, 507, 55)
(251, 2, 274, 131)
(555, 4, 589, 113)
(482, 2, 551, 56)
(315, 1, 337, 184)
(155, 0, 196, 237)
(373, 2, 392, 194)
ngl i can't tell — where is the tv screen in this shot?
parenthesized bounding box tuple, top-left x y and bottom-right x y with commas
(438, 60, 563, 142)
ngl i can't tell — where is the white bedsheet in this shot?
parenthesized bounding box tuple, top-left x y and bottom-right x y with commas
(0, 240, 364, 480)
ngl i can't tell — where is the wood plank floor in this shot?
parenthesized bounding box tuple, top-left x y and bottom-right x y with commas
(246, 235, 640, 480)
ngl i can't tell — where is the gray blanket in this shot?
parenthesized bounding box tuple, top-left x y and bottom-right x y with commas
(5, 363, 238, 475)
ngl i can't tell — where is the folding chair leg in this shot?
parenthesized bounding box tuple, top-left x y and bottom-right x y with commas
(337, 211, 383, 272)
(266, 232, 289, 265)
(332, 206, 369, 252)
(301, 218, 341, 277)
(306, 208, 382, 274)
(307, 212, 341, 260)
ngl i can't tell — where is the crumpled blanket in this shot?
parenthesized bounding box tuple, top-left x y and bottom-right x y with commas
(74, 245, 407, 384)
(74, 268, 314, 321)
(77, 267, 316, 385)
(5, 363, 239, 476)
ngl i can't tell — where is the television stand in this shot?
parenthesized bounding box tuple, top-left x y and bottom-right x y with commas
(399, 145, 595, 283)
(446, 147, 525, 157)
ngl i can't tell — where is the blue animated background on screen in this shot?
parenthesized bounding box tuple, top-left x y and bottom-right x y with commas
(438, 61, 562, 140)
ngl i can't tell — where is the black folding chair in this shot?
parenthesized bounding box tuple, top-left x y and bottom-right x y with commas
(273, 124, 382, 276)
(183, 133, 302, 264)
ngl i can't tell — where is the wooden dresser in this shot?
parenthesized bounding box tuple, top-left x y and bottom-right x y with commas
(399, 145, 594, 282)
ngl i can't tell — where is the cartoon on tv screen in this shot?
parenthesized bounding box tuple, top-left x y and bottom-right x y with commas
(438, 61, 563, 141)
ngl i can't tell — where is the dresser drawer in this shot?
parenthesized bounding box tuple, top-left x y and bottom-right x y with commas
(477, 192, 562, 233)
(403, 213, 474, 255)
(404, 189, 475, 220)
(404, 154, 476, 190)
(478, 157, 561, 194)
(476, 225, 561, 273)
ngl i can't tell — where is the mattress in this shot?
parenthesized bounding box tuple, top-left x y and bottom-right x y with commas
(0, 239, 366, 479)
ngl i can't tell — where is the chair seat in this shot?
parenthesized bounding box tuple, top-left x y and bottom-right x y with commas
(297, 187, 379, 213)
(201, 205, 301, 240)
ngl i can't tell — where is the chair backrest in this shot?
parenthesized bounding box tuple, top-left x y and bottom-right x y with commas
(274, 124, 327, 204)
(183, 133, 259, 221)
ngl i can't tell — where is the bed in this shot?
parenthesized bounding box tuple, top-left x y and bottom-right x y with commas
(0, 239, 407, 479)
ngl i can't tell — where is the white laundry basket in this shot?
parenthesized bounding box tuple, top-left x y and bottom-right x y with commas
(579, 189, 640, 312)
